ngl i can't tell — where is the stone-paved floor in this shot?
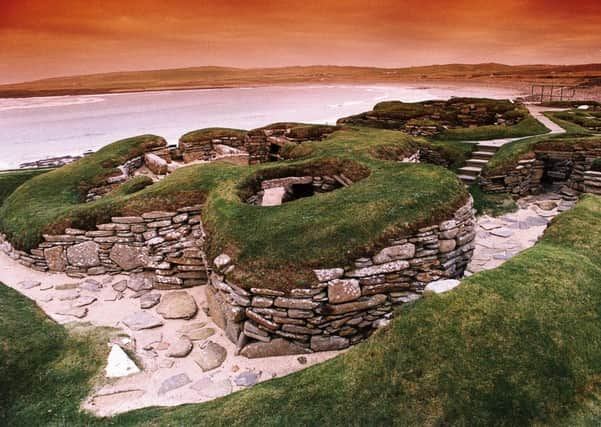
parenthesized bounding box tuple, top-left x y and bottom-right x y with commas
(466, 191, 575, 275)
(0, 254, 341, 417)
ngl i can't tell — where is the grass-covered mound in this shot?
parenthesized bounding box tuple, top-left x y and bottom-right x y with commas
(179, 127, 247, 143)
(337, 98, 549, 141)
(0, 135, 167, 250)
(3, 196, 601, 425)
(545, 110, 601, 133)
(0, 168, 52, 206)
(0, 126, 467, 290)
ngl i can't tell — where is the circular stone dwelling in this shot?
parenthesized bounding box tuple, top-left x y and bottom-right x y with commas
(0, 118, 476, 357)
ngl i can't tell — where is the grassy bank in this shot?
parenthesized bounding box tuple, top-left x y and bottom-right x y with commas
(3, 196, 601, 425)
(0, 168, 52, 207)
(0, 284, 110, 426)
(437, 115, 548, 141)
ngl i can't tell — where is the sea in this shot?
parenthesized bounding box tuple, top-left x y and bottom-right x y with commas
(0, 84, 519, 169)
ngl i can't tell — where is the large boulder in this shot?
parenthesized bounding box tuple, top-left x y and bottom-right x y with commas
(156, 291, 198, 319)
(109, 244, 149, 270)
(66, 241, 100, 268)
(44, 246, 67, 272)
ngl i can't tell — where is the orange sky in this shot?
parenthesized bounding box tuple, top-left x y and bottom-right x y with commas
(1, 0, 600, 84)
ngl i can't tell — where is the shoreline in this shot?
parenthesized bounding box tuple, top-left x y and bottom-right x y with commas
(0, 78, 530, 100)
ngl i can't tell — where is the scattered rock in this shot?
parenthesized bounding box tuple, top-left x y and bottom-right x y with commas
(424, 279, 460, 294)
(213, 254, 231, 270)
(39, 295, 54, 303)
(144, 153, 169, 175)
(297, 356, 308, 365)
(167, 336, 193, 358)
(128, 273, 154, 292)
(190, 377, 232, 398)
(19, 280, 41, 289)
(193, 341, 227, 372)
(135, 330, 163, 350)
(105, 344, 140, 378)
(73, 296, 97, 307)
(55, 283, 79, 290)
(159, 359, 175, 369)
(489, 228, 513, 238)
(156, 291, 197, 319)
(536, 200, 558, 211)
(56, 307, 88, 318)
(80, 281, 102, 292)
(234, 371, 259, 387)
(177, 322, 207, 333)
(140, 293, 161, 309)
(40, 283, 53, 291)
(186, 327, 215, 341)
(158, 373, 192, 395)
(122, 311, 164, 330)
(112, 280, 128, 292)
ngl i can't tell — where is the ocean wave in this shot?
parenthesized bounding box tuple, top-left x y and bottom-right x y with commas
(0, 95, 105, 112)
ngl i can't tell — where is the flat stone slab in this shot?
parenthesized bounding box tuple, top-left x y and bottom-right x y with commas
(135, 330, 163, 350)
(191, 378, 233, 398)
(261, 187, 287, 206)
(425, 279, 460, 294)
(489, 228, 513, 238)
(158, 373, 192, 395)
(167, 336, 193, 358)
(112, 280, 128, 292)
(105, 344, 140, 378)
(57, 290, 80, 301)
(156, 291, 197, 320)
(185, 327, 216, 341)
(140, 293, 161, 309)
(73, 296, 97, 307)
(193, 341, 227, 372)
(56, 307, 88, 318)
(122, 311, 164, 331)
(234, 371, 260, 387)
(19, 280, 41, 289)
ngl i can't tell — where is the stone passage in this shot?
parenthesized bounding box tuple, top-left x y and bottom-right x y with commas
(205, 198, 475, 358)
(458, 143, 500, 185)
(0, 206, 208, 288)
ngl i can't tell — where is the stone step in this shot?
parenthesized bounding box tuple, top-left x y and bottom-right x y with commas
(458, 166, 482, 177)
(476, 144, 500, 153)
(472, 151, 495, 159)
(458, 174, 476, 183)
(466, 159, 488, 168)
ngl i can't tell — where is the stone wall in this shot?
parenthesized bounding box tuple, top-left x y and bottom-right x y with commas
(205, 197, 475, 358)
(245, 124, 338, 165)
(0, 206, 208, 288)
(178, 134, 246, 163)
(481, 141, 601, 196)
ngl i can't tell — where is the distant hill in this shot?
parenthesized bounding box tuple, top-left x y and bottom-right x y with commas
(1, 63, 600, 98)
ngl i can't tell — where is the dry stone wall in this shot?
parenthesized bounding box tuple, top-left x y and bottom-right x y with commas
(205, 197, 475, 358)
(178, 134, 246, 163)
(481, 142, 601, 196)
(0, 206, 208, 288)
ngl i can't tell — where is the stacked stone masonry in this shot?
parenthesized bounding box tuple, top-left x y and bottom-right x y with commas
(205, 197, 475, 358)
(0, 206, 208, 289)
(178, 135, 246, 163)
(481, 142, 601, 196)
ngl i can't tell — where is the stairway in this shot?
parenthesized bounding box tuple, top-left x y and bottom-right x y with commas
(457, 143, 500, 185)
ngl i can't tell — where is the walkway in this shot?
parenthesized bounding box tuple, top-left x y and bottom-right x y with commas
(457, 104, 568, 184)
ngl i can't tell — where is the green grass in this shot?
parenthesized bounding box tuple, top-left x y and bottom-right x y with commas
(0, 168, 52, 207)
(429, 140, 476, 172)
(436, 115, 549, 141)
(468, 184, 517, 216)
(179, 127, 247, 142)
(545, 110, 601, 134)
(0, 127, 468, 290)
(4, 196, 601, 425)
(0, 284, 112, 426)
